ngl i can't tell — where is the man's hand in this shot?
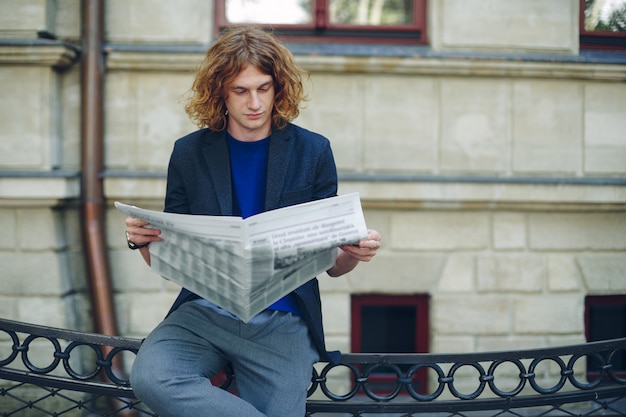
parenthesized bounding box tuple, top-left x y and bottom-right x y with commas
(124, 216, 163, 265)
(327, 229, 381, 277)
(339, 229, 381, 262)
(124, 216, 163, 246)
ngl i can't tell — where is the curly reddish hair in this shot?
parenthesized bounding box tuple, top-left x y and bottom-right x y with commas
(184, 27, 308, 131)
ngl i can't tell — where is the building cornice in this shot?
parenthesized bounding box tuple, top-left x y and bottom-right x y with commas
(0, 40, 80, 69)
(104, 43, 626, 81)
(100, 172, 626, 211)
(0, 174, 80, 206)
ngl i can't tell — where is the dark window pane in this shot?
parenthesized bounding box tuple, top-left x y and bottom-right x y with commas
(352, 294, 429, 394)
(589, 304, 626, 341)
(586, 300, 626, 375)
(361, 305, 416, 353)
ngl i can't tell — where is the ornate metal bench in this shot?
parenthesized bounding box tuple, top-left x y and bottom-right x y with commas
(1, 318, 625, 416)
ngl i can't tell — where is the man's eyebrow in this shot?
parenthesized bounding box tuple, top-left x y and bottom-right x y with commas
(230, 80, 273, 90)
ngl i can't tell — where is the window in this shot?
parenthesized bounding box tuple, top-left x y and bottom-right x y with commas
(580, 0, 626, 49)
(215, 0, 427, 44)
(585, 295, 626, 380)
(351, 294, 429, 394)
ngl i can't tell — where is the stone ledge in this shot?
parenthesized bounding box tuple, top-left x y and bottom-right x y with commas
(104, 47, 626, 81)
(106, 50, 200, 72)
(0, 176, 80, 204)
(297, 55, 626, 81)
(102, 176, 626, 210)
(104, 177, 167, 200)
(342, 181, 626, 210)
(0, 43, 79, 68)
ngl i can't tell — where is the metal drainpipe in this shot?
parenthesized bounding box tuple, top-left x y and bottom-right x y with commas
(81, 4, 137, 414)
(80, 0, 125, 371)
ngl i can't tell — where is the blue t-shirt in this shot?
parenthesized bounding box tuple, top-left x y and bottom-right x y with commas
(195, 133, 301, 317)
(227, 133, 269, 219)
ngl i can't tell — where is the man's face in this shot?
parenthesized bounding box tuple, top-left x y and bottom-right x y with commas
(224, 65, 275, 142)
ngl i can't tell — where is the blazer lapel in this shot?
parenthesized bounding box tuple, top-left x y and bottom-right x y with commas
(202, 130, 233, 215)
(265, 127, 293, 211)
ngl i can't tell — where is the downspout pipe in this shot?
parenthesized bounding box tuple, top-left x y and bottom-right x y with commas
(80, 0, 119, 345)
(80, 4, 137, 414)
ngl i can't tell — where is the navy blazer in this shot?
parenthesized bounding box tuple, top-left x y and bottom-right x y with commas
(164, 123, 341, 364)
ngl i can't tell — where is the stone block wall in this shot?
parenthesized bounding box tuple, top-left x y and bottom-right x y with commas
(431, 0, 579, 54)
(0, 0, 624, 364)
(0, 0, 85, 341)
(334, 208, 626, 354)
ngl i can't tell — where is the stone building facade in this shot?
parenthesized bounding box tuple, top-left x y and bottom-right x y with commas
(1, 0, 625, 368)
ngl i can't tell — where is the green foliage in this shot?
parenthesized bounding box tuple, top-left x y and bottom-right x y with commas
(586, 1, 626, 32)
(329, 0, 413, 25)
(599, 4, 626, 31)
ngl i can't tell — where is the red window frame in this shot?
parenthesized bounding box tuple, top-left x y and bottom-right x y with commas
(351, 294, 430, 394)
(584, 294, 626, 381)
(214, 0, 427, 45)
(579, 0, 626, 50)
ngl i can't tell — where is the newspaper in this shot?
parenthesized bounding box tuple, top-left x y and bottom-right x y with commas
(114, 193, 368, 322)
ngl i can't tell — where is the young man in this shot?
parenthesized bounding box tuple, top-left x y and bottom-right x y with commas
(125, 27, 381, 417)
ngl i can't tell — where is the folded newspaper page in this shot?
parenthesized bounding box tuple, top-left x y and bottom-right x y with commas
(115, 193, 368, 322)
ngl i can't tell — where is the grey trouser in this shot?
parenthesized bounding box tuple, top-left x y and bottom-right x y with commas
(130, 302, 319, 417)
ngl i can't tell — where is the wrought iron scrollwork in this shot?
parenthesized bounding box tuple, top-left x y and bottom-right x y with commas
(1, 318, 625, 416)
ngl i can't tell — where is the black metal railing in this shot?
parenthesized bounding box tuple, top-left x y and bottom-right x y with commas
(1, 317, 625, 416)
